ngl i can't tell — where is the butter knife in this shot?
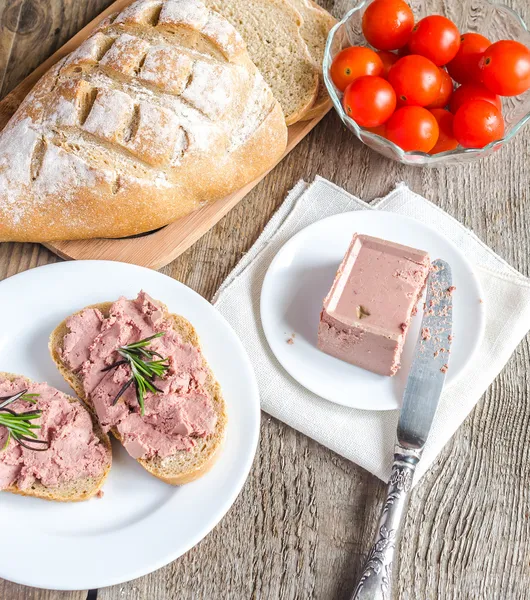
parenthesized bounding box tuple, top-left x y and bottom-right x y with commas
(351, 259, 453, 600)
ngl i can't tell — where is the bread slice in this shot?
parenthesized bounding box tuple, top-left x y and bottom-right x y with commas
(289, 0, 337, 68)
(49, 301, 227, 486)
(204, 0, 320, 125)
(0, 372, 112, 502)
(286, 0, 337, 120)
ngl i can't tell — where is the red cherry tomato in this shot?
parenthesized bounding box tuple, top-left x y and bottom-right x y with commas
(330, 46, 384, 92)
(362, 0, 414, 51)
(449, 82, 501, 114)
(427, 68, 454, 108)
(479, 40, 530, 96)
(408, 15, 460, 66)
(377, 50, 399, 78)
(343, 76, 397, 127)
(364, 124, 387, 137)
(388, 55, 442, 106)
(446, 32, 491, 84)
(453, 99, 504, 148)
(429, 108, 458, 153)
(385, 106, 439, 152)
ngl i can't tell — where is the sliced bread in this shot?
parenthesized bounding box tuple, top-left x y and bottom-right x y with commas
(287, 0, 337, 120)
(289, 0, 337, 68)
(49, 300, 227, 486)
(0, 372, 112, 502)
(204, 0, 320, 125)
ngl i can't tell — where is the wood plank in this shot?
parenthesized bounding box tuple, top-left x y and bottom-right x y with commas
(0, 0, 24, 97)
(0, 581, 86, 600)
(0, 0, 116, 99)
(2, 0, 530, 599)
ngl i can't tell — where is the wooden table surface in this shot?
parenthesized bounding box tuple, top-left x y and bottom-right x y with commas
(1, 1, 530, 599)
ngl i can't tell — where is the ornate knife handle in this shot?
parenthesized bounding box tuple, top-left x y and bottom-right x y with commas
(350, 445, 420, 600)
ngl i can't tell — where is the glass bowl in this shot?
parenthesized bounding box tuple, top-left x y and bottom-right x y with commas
(323, 0, 530, 166)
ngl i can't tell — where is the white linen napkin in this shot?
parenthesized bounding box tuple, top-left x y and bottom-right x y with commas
(213, 177, 530, 483)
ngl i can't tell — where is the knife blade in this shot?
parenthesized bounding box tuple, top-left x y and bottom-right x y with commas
(351, 259, 454, 600)
(398, 258, 453, 451)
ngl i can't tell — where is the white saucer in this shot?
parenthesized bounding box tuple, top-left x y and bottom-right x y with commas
(260, 211, 485, 411)
(0, 261, 260, 590)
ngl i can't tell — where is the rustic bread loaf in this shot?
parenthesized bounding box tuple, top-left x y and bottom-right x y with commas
(0, 0, 287, 242)
(0, 372, 112, 502)
(49, 299, 227, 486)
(202, 0, 320, 125)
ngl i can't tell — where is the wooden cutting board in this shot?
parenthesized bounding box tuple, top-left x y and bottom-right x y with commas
(0, 0, 331, 270)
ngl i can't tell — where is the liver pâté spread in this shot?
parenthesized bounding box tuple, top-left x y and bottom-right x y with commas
(59, 291, 217, 460)
(0, 377, 108, 490)
(318, 234, 430, 376)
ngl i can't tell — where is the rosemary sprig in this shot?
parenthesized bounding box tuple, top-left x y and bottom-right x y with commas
(0, 390, 49, 452)
(102, 332, 170, 416)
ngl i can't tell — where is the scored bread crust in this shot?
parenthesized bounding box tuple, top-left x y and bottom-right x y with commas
(0, 371, 112, 502)
(49, 301, 228, 486)
(0, 0, 288, 243)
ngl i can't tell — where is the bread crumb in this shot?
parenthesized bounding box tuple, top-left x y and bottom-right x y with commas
(421, 327, 431, 341)
(441, 364, 448, 374)
(479, 298, 483, 304)
(447, 286, 456, 296)
(97, 490, 104, 499)
(411, 306, 418, 316)
(287, 337, 294, 345)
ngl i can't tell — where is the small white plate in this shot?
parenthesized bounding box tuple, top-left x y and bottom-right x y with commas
(261, 211, 485, 411)
(0, 261, 260, 590)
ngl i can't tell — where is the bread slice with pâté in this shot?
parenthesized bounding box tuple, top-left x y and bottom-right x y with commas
(49, 297, 227, 486)
(0, 372, 112, 502)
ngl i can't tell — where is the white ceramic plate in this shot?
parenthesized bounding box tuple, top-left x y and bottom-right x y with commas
(0, 261, 260, 590)
(261, 211, 485, 410)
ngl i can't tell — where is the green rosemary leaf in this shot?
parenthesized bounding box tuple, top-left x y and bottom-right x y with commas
(21, 393, 39, 404)
(0, 391, 49, 452)
(105, 332, 170, 416)
(123, 332, 165, 350)
(0, 390, 39, 409)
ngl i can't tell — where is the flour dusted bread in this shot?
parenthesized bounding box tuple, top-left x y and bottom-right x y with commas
(0, 372, 112, 502)
(0, 0, 287, 243)
(203, 0, 320, 125)
(49, 295, 227, 486)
